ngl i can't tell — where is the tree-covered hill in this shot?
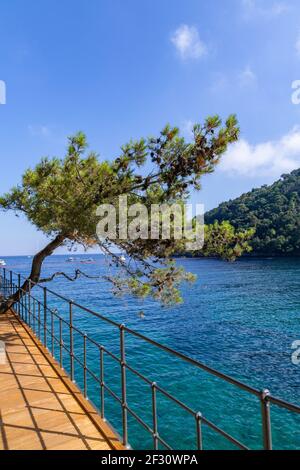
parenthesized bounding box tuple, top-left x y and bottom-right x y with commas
(205, 169, 300, 255)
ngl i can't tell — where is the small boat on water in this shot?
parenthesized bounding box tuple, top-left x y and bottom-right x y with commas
(66, 257, 75, 262)
(0, 260, 6, 266)
(120, 256, 126, 263)
(80, 258, 95, 264)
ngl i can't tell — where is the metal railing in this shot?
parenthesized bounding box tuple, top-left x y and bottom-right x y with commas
(0, 267, 299, 450)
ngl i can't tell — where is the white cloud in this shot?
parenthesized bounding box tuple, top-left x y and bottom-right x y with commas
(219, 127, 300, 177)
(242, 0, 289, 19)
(238, 66, 257, 88)
(28, 125, 51, 137)
(171, 25, 207, 60)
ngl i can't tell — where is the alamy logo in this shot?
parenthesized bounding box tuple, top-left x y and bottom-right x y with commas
(291, 80, 300, 105)
(0, 80, 6, 104)
(0, 340, 6, 364)
(291, 340, 300, 365)
(96, 196, 205, 251)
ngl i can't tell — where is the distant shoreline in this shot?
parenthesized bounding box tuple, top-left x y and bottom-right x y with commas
(1, 253, 300, 260)
(174, 253, 300, 259)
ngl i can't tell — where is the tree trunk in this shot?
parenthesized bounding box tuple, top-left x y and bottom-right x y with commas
(0, 233, 66, 314)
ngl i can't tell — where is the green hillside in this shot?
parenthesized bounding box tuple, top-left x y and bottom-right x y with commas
(205, 169, 300, 255)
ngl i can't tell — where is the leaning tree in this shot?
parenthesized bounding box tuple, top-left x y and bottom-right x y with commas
(0, 115, 253, 312)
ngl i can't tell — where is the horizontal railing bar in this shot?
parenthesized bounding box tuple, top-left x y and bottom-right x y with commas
(44, 325, 56, 339)
(156, 435, 173, 451)
(10, 283, 68, 323)
(86, 366, 101, 385)
(71, 323, 89, 338)
(103, 383, 122, 404)
(17, 297, 122, 381)
(13, 284, 118, 359)
(62, 299, 120, 327)
(124, 363, 199, 425)
(59, 341, 70, 354)
(50, 309, 70, 325)
(125, 363, 153, 385)
(10, 282, 131, 370)
(101, 345, 121, 364)
(126, 405, 174, 451)
(50, 333, 61, 346)
(22, 275, 121, 328)
(130, 404, 170, 450)
(126, 405, 154, 436)
(155, 384, 196, 417)
(123, 326, 261, 397)
(268, 396, 300, 414)
(73, 355, 85, 369)
(201, 417, 249, 450)
(72, 354, 102, 386)
(3, 271, 119, 327)
(85, 334, 104, 349)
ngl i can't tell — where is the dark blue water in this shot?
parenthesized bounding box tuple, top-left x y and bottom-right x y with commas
(1, 255, 299, 449)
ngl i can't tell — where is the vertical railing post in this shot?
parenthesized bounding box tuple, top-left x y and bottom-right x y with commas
(18, 274, 21, 316)
(21, 287, 24, 320)
(33, 299, 36, 333)
(69, 301, 74, 381)
(260, 389, 272, 450)
(28, 279, 31, 327)
(100, 346, 105, 420)
(83, 334, 87, 398)
(9, 271, 12, 296)
(196, 412, 203, 450)
(3, 268, 6, 296)
(51, 310, 54, 356)
(59, 318, 63, 368)
(38, 302, 41, 340)
(151, 382, 159, 450)
(24, 291, 27, 323)
(43, 287, 47, 347)
(120, 324, 128, 447)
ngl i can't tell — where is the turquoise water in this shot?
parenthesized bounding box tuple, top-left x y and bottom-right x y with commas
(1, 255, 300, 449)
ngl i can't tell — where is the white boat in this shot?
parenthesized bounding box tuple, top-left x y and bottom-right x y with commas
(120, 256, 126, 263)
(66, 257, 74, 262)
(0, 260, 6, 266)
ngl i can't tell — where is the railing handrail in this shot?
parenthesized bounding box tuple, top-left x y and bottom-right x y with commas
(1, 267, 299, 451)
(5, 268, 300, 408)
(0, 268, 265, 396)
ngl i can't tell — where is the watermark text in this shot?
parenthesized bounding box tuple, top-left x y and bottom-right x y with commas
(291, 80, 300, 105)
(0, 80, 6, 105)
(96, 196, 204, 251)
(291, 340, 300, 365)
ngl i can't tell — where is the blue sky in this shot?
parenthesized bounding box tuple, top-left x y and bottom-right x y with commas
(1, 0, 300, 255)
